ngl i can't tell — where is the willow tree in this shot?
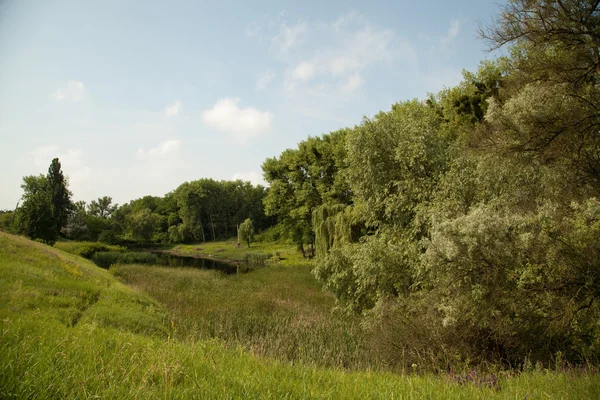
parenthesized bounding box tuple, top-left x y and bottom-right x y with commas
(238, 218, 254, 248)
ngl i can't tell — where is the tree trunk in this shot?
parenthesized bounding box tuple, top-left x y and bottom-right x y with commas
(209, 213, 216, 241)
(198, 214, 206, 243)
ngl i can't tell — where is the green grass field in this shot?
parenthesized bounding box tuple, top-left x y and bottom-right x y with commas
(1, 231, 599, 398)
(170, 239, 307, 265)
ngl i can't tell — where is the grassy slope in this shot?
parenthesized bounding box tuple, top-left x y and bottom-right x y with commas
(1, 232, 599, 399)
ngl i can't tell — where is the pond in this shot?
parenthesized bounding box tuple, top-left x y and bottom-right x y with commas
(92, 250, 249, 274)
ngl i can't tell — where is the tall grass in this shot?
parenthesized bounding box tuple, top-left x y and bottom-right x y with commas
(112, 263, 372, 370)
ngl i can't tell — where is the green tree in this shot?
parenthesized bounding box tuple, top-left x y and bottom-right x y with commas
(88, 196, 117, 219)
(262, 129, 351, 257)
(0, 210, 15, 233)
(62, 201, 89, 240)
(13, 175, 56, 243)
(238, 218, 254, 248)
(482, 0, 600, 186)
(47, 158, 73, 235)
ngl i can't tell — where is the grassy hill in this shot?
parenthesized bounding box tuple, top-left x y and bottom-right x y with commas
(1, 231, 599, 399)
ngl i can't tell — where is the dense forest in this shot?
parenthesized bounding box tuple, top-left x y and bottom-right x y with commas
(2, 0, 600, 371)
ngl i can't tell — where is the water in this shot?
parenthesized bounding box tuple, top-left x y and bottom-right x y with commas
(152, 252, 248, 275)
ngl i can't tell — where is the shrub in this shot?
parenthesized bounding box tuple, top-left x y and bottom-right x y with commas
(73, 242, 125, 258)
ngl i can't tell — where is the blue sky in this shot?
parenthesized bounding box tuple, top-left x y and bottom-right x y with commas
(0, 0, 502, 207)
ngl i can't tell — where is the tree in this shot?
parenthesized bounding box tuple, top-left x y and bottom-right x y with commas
(0, 210, 15, 233)
(262, 129, 351, 257)
(47, 158, 73, 235)
(481, 0, 600, 186)
(88, 196, 117, 219)
(238, 218, 254, 248)
(62, 201, 89, 240)
(13, 175, 56, 243)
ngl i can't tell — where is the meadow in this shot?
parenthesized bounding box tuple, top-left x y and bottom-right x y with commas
(1, 231, 599, 398)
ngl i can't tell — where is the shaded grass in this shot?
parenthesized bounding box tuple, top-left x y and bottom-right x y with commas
(2, 232, 599, 398)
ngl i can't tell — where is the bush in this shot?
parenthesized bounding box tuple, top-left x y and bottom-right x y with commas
(254, 224, 284, 243)
(98, 230, 118, 244)
(72, 242, 125, 258)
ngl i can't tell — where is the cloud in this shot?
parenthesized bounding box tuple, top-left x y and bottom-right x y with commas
(135, 140, 181, 161)
(134, 140, 182, 178)
(232, 171, 267, 187)
(291, 61, 315, 81)
(341, 73, 363, 92)
(256, 70, 276, 90)
(440, 19, 460, 49)
(201, 98, 273, 143)
(163, 100, 182, 118)
(271, 20, 307, 55)
(28, 146, 93, 199)
(53, 81, 87, 102)
(254, 12, 415, 95)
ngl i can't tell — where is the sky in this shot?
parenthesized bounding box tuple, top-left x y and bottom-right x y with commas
(0, 0, 504, 208)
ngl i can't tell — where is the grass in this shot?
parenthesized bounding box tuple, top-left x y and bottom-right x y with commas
(53, 240, 126, 258)
(2, 231, 599, 398)
(171, 239, 307, 265)
(111, 263, 370, 369)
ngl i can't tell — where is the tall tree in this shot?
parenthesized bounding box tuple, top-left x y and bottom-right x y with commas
(46, 158, 73, 235)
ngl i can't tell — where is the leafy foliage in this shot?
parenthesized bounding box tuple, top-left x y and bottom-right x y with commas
(238, 218, 255, 248)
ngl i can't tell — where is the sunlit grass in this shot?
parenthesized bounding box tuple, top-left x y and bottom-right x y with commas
(172, 239, 307, 265)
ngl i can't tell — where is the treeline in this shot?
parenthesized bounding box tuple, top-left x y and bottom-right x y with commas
(1, 174, 272, 245)
(262, 0, 600, 369)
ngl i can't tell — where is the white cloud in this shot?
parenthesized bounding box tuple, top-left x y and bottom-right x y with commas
(136, 140, 181, 161)
(291, 61, 315, 81)
(341, 73, 363, 92)
(163, 100, 182, 118)
(440, 19, 460, 49)
(53, 80, 87, 102)
(256, 70, 276, 90)
(232, 171, 267, 187)
(201, 98, 273, 143)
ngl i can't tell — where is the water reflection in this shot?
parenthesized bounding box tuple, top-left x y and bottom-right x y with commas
(152, 252, 248, 275)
